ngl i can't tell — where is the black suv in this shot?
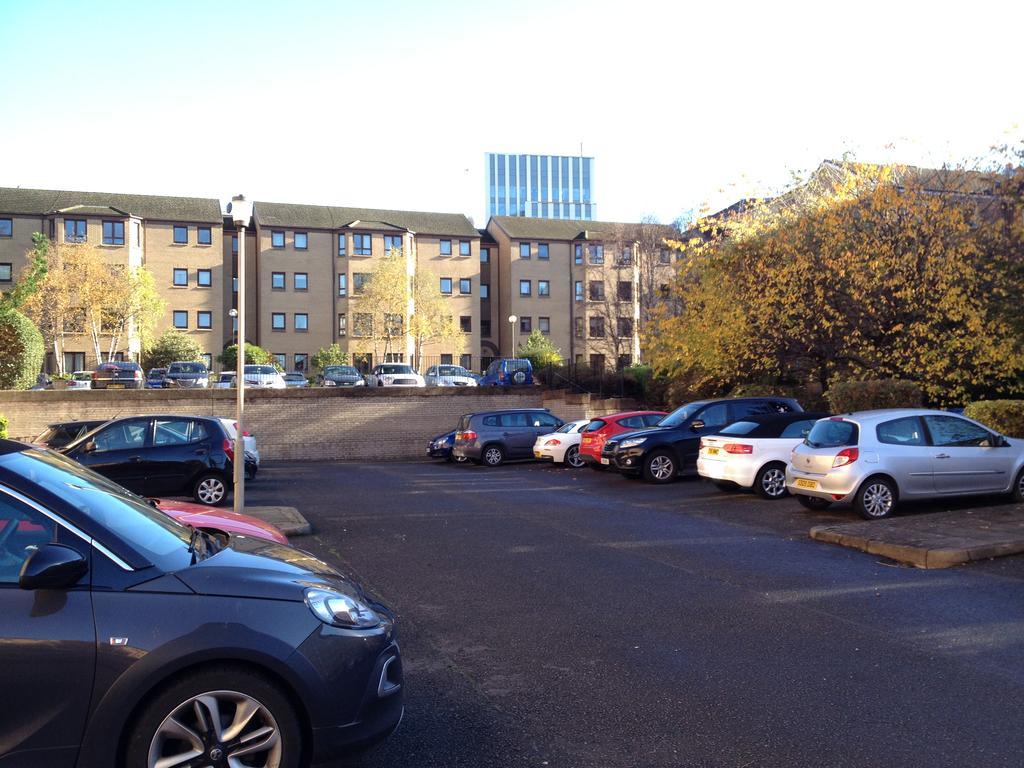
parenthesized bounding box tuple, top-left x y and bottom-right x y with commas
(603, 397, 802, 483)
(61, 415, 236, 505)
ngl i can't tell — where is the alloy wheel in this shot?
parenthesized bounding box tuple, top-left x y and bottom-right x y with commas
(148, 689, 282, 768)
(862, 482, 894, 518)
(484, 447, 503, 466)
(197, 477, 226, 505)
(565, 446, 585, 468)
(760, 468, 787, 498)
(649, 454, 674, 481)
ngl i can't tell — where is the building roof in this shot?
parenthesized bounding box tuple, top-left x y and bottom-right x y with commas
(0, 186, 222, 223)
(490, 216, 678, 242)
(477, 227, 497, 245)
(254, 200, 478, 237)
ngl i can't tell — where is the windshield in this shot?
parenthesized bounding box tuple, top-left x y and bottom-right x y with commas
(245, 365, 278, 375)
(805, 419, 859, 449)
(381, 365, 414, 374)
(438, 366, 467, 376)
(325, 366, 358, 376)
(0, 448, 194, 572)
(657, 401, 707, 428)
(148, 369, 166, 376)
(169, 362, 206, 373)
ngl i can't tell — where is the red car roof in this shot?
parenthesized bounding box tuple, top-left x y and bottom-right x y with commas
(156, 499, 289, 545)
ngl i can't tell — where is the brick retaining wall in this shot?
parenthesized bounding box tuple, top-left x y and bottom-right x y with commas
(0, 388, 633, 461)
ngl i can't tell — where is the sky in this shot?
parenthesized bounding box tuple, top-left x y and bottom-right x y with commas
(1, 0, 1020, 226)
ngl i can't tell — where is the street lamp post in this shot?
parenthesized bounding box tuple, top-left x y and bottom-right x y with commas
(508, 314, 518, 356)
(227, 195, 253, 516)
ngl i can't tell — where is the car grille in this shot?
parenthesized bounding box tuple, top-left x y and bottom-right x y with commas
(393, 378, 416, 385)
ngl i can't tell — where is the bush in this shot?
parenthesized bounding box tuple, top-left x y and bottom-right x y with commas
(0, 414, 7, 439)
(963, 400, 1024, 438)
(311, 343, 348, 371)
(143, 330, 204, 370)
(825, 379, 923, 413)
(0, 310, 45, 390)
(218, 343, 275, 370)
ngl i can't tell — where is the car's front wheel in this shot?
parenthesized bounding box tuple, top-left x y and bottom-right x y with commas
(854, 476, 897, 520)
(754, 462, 789, 500)
(564, 445, 585, 468)
(125, 666, 301, 768)
(193, 473, 228, 506)
(642, 450, 677, 483)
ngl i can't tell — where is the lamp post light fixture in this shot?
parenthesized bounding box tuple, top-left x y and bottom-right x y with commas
(226, 195, 253, 515)
(508, 314, 518, 356)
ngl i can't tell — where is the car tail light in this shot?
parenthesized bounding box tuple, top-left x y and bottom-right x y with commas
(134, 369, 142, 379)
(223, 438, 235, 461)
(545, 438, 561, 446)
(458, 430, 477, 442)
(832, 447, 859, 468)
(724, 443, 753, 454)
(91, 371, 98, 380)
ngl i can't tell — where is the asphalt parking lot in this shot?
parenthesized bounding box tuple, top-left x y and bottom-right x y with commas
(247, 459, 1024, 768)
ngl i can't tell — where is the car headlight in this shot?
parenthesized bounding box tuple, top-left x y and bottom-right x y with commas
(620, 437, 647, 448)
(304, 587, 380, 629)
(354, 379, 365, 386)
(324, 379, 336, 386)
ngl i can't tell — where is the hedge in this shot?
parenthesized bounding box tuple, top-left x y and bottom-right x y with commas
(0, 414, 7, 439)
(825, 379, 923, 413)
(963, 400, 1024, 438)
(0, 309, 45, 390)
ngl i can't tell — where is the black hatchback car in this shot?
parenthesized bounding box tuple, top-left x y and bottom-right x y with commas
(603, 397, 803, 483)
(91, 361, 144, 389)
(0, 441, 402, 767)
(62, 415, 235, 505)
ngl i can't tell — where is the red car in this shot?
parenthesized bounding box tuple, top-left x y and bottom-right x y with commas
(156, 499, 289, 544)
(579, 410, 668, 469)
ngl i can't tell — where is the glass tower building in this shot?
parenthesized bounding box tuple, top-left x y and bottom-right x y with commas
(486, 153, 595, 220)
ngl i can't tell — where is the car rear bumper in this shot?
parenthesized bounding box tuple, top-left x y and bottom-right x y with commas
(697, 457, 756, 487)
(92, 380, 143, 389)
(786, 465, 859, 500)
(532, 446, 563, 462)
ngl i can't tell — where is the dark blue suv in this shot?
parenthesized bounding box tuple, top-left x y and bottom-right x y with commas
(479, 358, 534, 387)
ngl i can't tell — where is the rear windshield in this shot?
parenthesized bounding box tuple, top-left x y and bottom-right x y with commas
(245, 365, 277, 375)
(584, 419, 607, 432)
(805, 419, 859, 448)
(555, 421, 578, 433)
(719, 421, 759, 436)
(169, 362, 206, 373)
(325, 366, 358, 376)
(506, 359, 530, 371)
(437, 366, 467, 376)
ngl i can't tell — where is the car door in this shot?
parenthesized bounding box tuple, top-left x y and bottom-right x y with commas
(678, 402, 732, 464)
(529, 412, 563, 451)
(875, 416, 935, 497)
(67, 418, 152, 493)
(500, 412, 533, 457)
(147, 417, 207, 496)
(0, 489, 96, 768)
(923, 415, 1016, 494)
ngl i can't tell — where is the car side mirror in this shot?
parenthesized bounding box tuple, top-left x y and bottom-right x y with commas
(82, 440, 97, 453)
(19, 544, 88, 590)
(690, 420, 705, 431)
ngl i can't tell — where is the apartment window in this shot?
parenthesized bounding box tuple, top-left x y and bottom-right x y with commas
(273, 353, 287, 369)
(588, 244, 604, 264)
(538, 243, 549, 260)
(102, 220, 125, 245)
(337, 313, 347, 337)
(589, 317, 605, 337)
(173, 225, 188, 244)
(618, 248, 633, 266)
(480, 283, 489, 299)
(294, 353, 308, 372)
(64, 351, 85, 372)
(64, 309, 86, 333)
(353, 273, 369, 294)
(196, 269, 212, 288)
(172, 268, 188, 287)
(353, 313, 372, 337)
(337, 233, 347, 256)
(660, 249, 672, 264)
(460, 353, 472, 370)
(231, 235, 238, 254)
(618, 354, 633, 370)
(459, 240, 471, 257)
(271, 231, 285, 248)
(538, 280, 550, 297)
(65, 219, 87, 243)
(294, 272, 308, 291)
(439, 239, 452, 256)
(384, 235, 403, 253)
(459, 316, 472, 333)
(440, 354, 453, 365)
(519, 316, 531, 333)
(459, 277, 471, 295)
(173, 310, 188, 329)
(574, 244, 583, 264)
(0, 219, 11, 238)
(617, 317, 634, 337)
(480, 247, 489, 263)
(575, 317, 584, 338)
(0, 263, 12, 282)
(271, 272, 285, 290)
(294, 232, 308, 250)
(539, 316, 550, 334)
(338, 273, 348, 296)
(197, 227, 212, 246)
(271, 313, 286, 330)
(519, 279, 531, 297)
(197, 311, 212, 329)
(574, 281, 583, 301)
(589, 281, 605, 301)
(295, 313, 308, 331)
(440, 277, 453, 295)
(618, 281, 633, 301)
(590, 354, 607, 371)
(353, 233, 372, 255)
(481, 318, 491, 337)
(519, 242, 531, 259)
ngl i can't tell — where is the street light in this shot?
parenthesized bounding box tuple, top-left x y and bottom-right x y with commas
(226, 195, 253, 516)
(508, 314, 518, 356)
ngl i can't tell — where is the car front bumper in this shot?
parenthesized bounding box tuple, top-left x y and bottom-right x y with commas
(428, 444, 453, 459)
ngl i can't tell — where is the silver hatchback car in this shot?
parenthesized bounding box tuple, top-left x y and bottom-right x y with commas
(787, 409, 1024, 519)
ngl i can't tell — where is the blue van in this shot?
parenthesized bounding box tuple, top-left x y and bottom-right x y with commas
(479, 358, 534, 387)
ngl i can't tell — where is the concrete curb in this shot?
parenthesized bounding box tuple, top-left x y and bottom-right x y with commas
(244, 505, 313, 537)
(809, 505, 1024, 568)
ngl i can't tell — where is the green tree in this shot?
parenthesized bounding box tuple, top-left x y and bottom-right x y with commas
(311, 343, 349, 371)
(517, 329, 562, 367)
(217, 342, 276, 370)
(409, 269, 460, 369)
(143, 330, 204, 370)
(0, 233, 48, 388)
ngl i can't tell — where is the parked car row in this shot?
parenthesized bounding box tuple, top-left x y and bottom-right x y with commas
(432, 399, 1024, 521)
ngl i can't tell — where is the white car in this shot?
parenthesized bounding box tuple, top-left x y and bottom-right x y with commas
(533, 419, 592, 468)
(365, 364, 425, 388)
(698, 412, 830, 499)
(218, 418, 260, 479)
(243, 364, 286, 389)
(66, 371, 92, 390)
(424, 365, 478, 387)
(211, 372, 235, 389)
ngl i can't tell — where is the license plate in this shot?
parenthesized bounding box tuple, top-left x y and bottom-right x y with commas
(706, 447, 720, 455)
(108, 383, 125, 389)
(601, 458, 610, 465)
(534, 451, 543, 458)
(795, 478, 818, 490)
